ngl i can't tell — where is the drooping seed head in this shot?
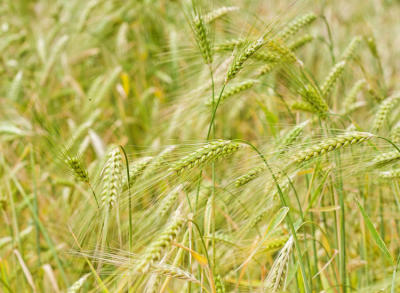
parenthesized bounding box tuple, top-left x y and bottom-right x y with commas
(235, 165, 266, 187)
(292, 132, 374, 164)
(169, 140, 244, 174)
(65, 156, 90, 183)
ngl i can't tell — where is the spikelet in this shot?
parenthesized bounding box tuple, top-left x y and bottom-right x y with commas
(215, 275, 226, 293)
(321, 61, 347, 97)
(341, 36, 362, 61)
(292, 132, 373, 163)
(136, 210, 184, 272)
(371, 151, 400, 168)
(379, 169, 400, 179)
(169, 140, 243, 174)
(101, 147, 122, 208)
(157, 184, 183, 217)
(67, 273, 90, 293)
(151, 264, 199, 283)
(205, 80, 257, 106)
(65, 156, 89, 183)
(204, 6, 239, 23)
(252, 51, 280, 63)
(235, 165, 266, 187)
(291, 101, 317, 113)
(288, 34, 313, 51)
(278, 120, 309, 153)
(193, 13, 213, 64)
(343, 79, 366, 113)
(264, 236, 294, 292)
(278, 13, 317, 41)
(249, 206, 272, 228)
(371, 95, 400, 133)
(226, 37, 265, 82)
(214, 38, 246, 52)
(300, 84, 329, 117)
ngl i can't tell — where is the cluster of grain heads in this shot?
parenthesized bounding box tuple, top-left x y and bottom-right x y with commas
(263, 235, 294, 293)
(299, 84, 329, 117)
(203, 6, 238, 23)
(370, 151, 400, 168)
(67, 274, 90, 293)
(288, 34, 314, 51)
(235, 165, 266, 187)
(65, 156, 89, 183)
(226, 37, 265, 82)
(193, 13, 213, 65)
(205, 80, 257, 106)
(136, 210, 184, 273)
(169, 140, 244, 174)
(343, 79, 366, 114)
(292, 132, 373, 164)
(100, 147, 122, 208)
(277, 13, 317, 42)
(371, 94, 400, 133)
(321, 60, 347, 97)
(379, 169, 400, 179)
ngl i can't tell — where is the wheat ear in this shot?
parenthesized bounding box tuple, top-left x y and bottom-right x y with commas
(278, 13, 317, 41)
(371, 95, 400, 133)
(193, 13, 213, 65)
(321, 60, 347, 97)
(205, 80, 257, 106)
(101, 147, 122, 208)
(203, 6, 238, 23)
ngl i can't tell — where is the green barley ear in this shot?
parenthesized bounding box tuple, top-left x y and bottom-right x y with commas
(215, 274, 226, 293)
(67, 274, 90, 293)
(278, 13, 317, 42)
(371, 151, 400, 168)
(226, 37, 265, 82)
(65, 156, 90, 183)
(264, 236, 294, 292)
(136, 210, 184, 273)
(257, 63, 277, 76)
(343, 79, 366, 113)
(371, 95, 400, 133)
(264, 235, 291, 251)
(157, 184, 184, 217)
(341, 36, 362, 61)
(205, 80, 257, 106)
(292, 132, 373, 164)
(379, 169, 400, 179)
(204, 6, 238, 23)
(101, 147, 122, 208)
(169, 140, 244, 174)
(235, 165, 267, 187)
(291, 101, 317, 113)
(321, 60, 347, 97)
(192, 13, 213, 65)
(278, 120, 309, 153)
(265, 39, 298, 64)
(150, 264, 199, 283)
(8, 70, 23, 101)
(391, 123, 400, 144)
(288, 34, 314, 51)
(300, 84, 329, 117)
(126, 156, 153, 186)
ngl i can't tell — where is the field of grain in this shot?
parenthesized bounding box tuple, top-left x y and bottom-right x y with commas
(1, 0, 400, 292)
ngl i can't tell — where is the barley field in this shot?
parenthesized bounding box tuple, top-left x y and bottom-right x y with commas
(1, 0, 400, 292)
